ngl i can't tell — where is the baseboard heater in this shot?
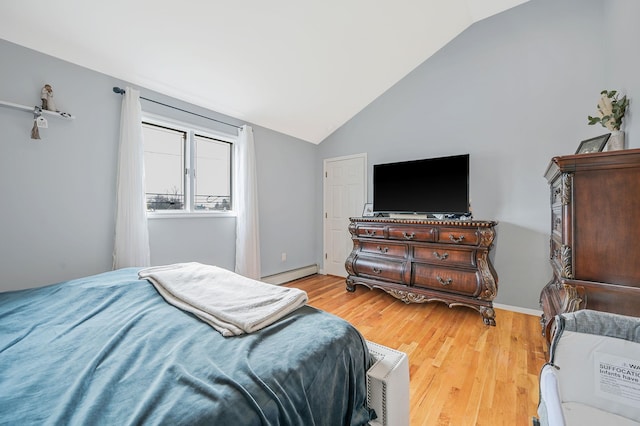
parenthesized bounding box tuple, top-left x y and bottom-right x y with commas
(261, 264, 318, 285)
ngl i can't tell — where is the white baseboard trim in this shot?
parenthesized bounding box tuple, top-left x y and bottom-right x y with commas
(494, 303, 542, 317)
(261, 264, 319, 285)
(262, 268, 543, 318)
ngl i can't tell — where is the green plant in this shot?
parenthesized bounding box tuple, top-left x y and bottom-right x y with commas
(588, 90, 629, 131)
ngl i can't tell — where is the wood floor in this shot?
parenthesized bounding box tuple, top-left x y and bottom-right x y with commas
(284, 274, 547, 426)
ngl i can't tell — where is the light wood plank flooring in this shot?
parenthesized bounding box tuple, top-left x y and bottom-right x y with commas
(284, 274, 547, 426)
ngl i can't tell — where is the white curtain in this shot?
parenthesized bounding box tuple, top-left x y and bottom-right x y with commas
(112, 87, 151, 269)
(235, 125, 261, 279)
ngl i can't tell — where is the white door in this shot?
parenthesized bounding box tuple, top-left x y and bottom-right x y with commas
(323, 154, 367, 277)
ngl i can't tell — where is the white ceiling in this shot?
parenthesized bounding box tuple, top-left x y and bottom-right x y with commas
(0, 0, 528, 144)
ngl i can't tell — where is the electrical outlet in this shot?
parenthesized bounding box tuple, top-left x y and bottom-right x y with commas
(281, 252, 287, 262)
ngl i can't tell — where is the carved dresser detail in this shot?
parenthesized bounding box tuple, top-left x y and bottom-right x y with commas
(345, 218, 498, 325)
(540, 149, 640, 341)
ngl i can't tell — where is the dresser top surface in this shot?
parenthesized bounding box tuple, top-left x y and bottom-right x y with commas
(545, 148, 640, 181)
(350, 217, 497, 227)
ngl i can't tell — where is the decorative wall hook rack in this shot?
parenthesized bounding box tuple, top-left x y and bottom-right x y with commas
(0, 100, 75, 119)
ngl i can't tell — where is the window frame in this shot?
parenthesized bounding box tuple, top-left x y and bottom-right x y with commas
(141, 112, 237, 219)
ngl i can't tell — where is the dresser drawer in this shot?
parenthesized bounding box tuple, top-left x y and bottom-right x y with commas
(355, 225, 386, 239)
(353, 256, 406, 283)
(388, 226, 435, 242)
(436, 227, 479, 245)
(361, 241, 408, 258)
(551, 206, 563, 240)
(412, 264, 480, 296)
(551, 179, 563, 207)
(412, 245, 476, 267)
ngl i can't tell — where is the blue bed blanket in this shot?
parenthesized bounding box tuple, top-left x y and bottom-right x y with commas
(0, 268, 373, 425)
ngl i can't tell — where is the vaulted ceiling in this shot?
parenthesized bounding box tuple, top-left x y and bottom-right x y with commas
(0, 0, 528, 143)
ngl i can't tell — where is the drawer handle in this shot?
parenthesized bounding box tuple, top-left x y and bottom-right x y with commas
(554, 217, 561, 229)
(402, 232, 415, 240)
(372, 267, 382, 274)
(433, 251, 449, 261)
(449, 234, 465, 243)
(437, 276, 452, 286)
(377, 246, 389, 253)
(364, 230, 377, 237)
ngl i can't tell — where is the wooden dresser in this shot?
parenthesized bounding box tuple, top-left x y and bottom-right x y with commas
(540, 149, 640, 340)
(345, 218, 498, 325)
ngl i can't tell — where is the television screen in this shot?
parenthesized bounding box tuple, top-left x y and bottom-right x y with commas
(373, 154, 469, 215)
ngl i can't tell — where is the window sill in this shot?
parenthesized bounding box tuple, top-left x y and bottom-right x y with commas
(147, 211, 236, 219)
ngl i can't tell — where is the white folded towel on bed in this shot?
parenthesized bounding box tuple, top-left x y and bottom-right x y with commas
(138, 262, 308, 336)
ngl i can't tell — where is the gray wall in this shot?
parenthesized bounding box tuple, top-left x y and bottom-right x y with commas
(0, 39, 318, 291)
(317, 0, 640, 310)
(2, 0, 639, 310)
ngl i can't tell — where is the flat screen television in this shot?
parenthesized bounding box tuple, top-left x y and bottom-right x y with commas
(373, 154, 470, 216)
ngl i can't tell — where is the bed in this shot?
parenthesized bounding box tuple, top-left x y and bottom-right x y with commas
(0, 266, 374, 425)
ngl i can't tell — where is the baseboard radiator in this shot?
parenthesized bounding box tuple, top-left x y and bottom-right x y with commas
(261, 264, 319, 285)
(366, 341, 410, 426)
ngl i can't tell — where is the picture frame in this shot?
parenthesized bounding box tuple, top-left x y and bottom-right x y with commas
(362, 202, 374, 217)
(575, 133, 610, 154)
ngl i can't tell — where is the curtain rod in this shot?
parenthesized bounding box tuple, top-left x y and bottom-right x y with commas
(112, 87, 242, 130)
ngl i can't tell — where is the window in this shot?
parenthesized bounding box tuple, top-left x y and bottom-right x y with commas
(142, 119, 233, 214)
